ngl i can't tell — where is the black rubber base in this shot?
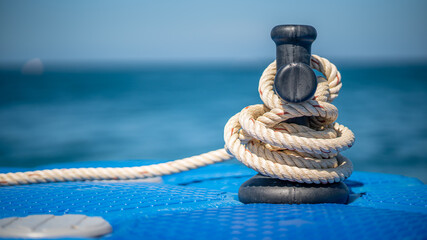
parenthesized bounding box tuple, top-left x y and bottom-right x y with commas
(238, 174, 350, 204)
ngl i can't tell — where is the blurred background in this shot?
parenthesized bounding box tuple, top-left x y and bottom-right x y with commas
(0, 0, 426, 182)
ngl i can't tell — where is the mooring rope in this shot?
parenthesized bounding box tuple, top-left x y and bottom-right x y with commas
(0, 55, 354, 186)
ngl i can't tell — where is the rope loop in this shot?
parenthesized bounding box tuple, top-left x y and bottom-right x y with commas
(224, 55, 354, 184)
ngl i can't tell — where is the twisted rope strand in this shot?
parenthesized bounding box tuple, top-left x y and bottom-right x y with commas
(0, 55, 354, 186)
(0, 149, 231, 186)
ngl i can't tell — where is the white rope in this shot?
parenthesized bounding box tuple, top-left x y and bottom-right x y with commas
(0, 55, 354, 186)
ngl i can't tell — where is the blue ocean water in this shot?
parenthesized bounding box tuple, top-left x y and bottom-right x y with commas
(0, 62, 426, 182)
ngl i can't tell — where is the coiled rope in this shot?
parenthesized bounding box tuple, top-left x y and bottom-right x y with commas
(0, 55, 354, 186)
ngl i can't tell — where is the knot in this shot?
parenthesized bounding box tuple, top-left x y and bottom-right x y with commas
(224, 55, 355, 184)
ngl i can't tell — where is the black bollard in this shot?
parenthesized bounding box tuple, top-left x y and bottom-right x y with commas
(273, 25, 317, 126)
(238, 25, 350, 204)
(272, 24, 318, 104)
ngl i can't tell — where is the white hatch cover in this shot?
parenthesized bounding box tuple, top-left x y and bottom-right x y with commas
(0, 214, 112, 238)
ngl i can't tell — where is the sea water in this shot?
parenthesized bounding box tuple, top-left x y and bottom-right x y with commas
(0, 62, 426, 182)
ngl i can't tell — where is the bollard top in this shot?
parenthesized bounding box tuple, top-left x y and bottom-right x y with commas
(271, 25, 317, 46)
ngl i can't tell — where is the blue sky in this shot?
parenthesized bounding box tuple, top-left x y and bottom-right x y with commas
(0, 0, 426, 64)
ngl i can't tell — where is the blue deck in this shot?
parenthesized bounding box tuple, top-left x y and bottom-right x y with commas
(0, 159, 426, 239)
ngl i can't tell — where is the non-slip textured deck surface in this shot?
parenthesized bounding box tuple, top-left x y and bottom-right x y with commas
(0, 159, 426, 239)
